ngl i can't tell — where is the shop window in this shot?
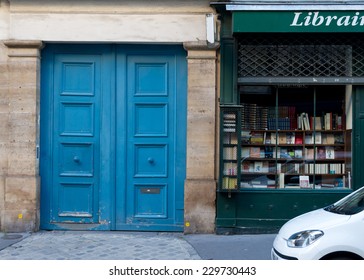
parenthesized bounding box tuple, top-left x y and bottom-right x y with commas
(220, 85, 352, 191)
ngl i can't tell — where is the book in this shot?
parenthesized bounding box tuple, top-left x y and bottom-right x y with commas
(250, 132, 264, 144)
(250, 147, 261, 158)
(241, 147, 250, 158)
(285, 185, 300, 189)
(223, 147, 237, 160)
(241, 130, 251, 144)
(273, 147, 281, 158)
(223, 177, 237, 189)
(314, 116, 322, 130)
(288, 148, 295, 158)
(278, 132, 287, 144)
(316, 147, 326, 159)
(299, 175, 310, 188)
(334, 134, 344, 144)
(303, 113, 311, 130)
(278, 173, 285, 188)
(241, 161, 253, 173)
(314, 132, 322, 144)
(294, 148, 303, 158)
(305, 133, 313, 144)
(280, 148, 288, 158)
(325, 147, 335, 159)
(240, 182, 251, 188)
(230, 133, 238, 144)
(297, 114, 302, 130)
(254, 161, 263, 172)
(334, 178, 344, 188)
(264, 132, 270, 144)
(337, 115, 343, 130)
(286, 132, 295, 144)
(224, 162, 237, 175)
(295, 132, 303, 144)
(325, 112, 332, 130)
(305, 148, 314, 160)
(265, 146, 273, 158)
(270, 133, 277, 145)
(321, 184, 335, 189)
(322, 133, 335, 145)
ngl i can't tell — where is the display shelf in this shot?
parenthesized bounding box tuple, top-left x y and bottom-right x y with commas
(219, 87, 352, 191)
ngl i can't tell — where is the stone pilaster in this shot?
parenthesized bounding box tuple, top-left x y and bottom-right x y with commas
(183, 41, 219, 233)
(2, 40, 43, 232)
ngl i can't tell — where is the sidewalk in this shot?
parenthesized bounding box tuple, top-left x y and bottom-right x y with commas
(0, 231, 276, 260)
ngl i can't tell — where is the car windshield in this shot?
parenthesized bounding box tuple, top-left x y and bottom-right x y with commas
(325, 187, 364, 215)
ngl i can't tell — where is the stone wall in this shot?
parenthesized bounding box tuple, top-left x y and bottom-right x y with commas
(8, 0, 213, 42)
(0, 43, 7, 231)
(0, 0, 9, 233)
(183, 42, 219, 233)
(2, 41, 42, 232)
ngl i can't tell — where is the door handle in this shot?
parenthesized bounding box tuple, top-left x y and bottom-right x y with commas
(73, 156, 81, 163)
(147, 157, 154, 164)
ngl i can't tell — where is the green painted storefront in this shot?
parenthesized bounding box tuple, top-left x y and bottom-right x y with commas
(214, 5, 364, 233)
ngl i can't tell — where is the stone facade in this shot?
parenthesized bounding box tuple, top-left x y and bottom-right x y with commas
(0, 0, 219, 233)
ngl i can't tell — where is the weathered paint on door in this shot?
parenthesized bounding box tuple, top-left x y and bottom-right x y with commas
(40, 45, 187, 231)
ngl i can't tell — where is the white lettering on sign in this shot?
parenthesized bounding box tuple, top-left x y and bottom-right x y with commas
(290, 12, 364, 27)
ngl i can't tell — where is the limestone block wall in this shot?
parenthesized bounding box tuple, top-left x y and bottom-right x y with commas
(8, 0, 213, 43)
(1, 41, 42, 232)
(0, 43, 7, 231)
(0, 0, 9, 232)
(183, 42, 219, 234)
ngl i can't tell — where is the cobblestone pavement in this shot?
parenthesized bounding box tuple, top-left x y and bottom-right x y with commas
(0, 231, 201, 260)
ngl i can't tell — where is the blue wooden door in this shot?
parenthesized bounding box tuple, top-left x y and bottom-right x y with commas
(40, 45, 114, 229)
(115, 46, 187, 231)
(40, 44, 186, 231)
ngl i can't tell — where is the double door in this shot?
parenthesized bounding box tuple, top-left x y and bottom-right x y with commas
(40, 44, 187, 231)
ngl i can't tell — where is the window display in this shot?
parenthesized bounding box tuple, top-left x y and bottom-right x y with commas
(220, 85, 352, 191)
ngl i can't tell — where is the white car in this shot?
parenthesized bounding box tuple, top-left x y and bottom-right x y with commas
(272, 186, 364, 260)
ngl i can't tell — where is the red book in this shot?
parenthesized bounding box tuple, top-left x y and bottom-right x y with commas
(295, 132, 303, 144)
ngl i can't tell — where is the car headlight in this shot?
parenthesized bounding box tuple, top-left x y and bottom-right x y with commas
(287, 230, 324, 248)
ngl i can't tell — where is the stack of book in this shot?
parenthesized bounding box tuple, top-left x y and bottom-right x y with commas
(223, 113, 236, 132)
(267, 106, 296, 130)
(241, 103, 268, 130)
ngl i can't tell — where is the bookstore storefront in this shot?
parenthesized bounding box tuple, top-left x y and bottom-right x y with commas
(215, 5, 364, 233)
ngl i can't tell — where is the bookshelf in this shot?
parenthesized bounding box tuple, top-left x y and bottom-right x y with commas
(221, 107, 240, 190)
(220, 88, 352, 191)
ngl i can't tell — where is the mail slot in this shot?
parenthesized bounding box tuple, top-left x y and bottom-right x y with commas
(140, 188, 160, 194)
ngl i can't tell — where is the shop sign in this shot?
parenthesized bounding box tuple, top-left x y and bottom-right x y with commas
(233, 11, 364, 32)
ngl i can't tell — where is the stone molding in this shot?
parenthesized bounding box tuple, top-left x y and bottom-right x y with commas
(4, 40, 44, 58)
(183, 41, 220, 59)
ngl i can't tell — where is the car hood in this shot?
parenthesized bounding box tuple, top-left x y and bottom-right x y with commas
(279, 208, 351, 239)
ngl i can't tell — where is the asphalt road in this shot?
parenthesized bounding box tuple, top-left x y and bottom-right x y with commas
(183, 234, 276, 260)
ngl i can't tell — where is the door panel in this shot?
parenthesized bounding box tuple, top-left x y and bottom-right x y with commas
(40, 44, 186, 231)
(115, 47, 187, 231)
(41, 45, 114, 230)
(52, 54, 102, 223)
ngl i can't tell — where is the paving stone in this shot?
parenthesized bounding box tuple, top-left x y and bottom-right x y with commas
(0, 231, 201, 260)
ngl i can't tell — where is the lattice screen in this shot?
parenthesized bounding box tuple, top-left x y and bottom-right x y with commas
(237, 34, 364, 79)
